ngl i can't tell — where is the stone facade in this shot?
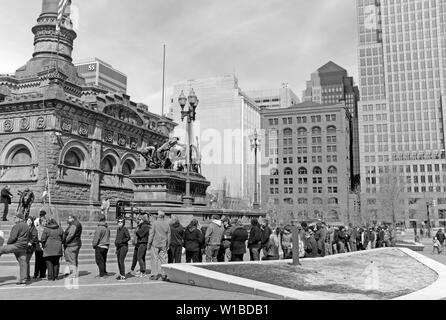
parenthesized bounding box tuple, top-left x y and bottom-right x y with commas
(0, 0, 175, 221)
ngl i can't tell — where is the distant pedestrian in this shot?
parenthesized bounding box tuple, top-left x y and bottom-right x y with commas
(135, 214, 150, 277)
(281, 227, 293, 259)
(92, 214, 110, 279)
(148, 211, 171, 281)
(33, 217, 47, 279)
(314, 222, 327, 257)
(204, 215, 224, 262)
(183, 219, 204, 263)
(262, 228, 280, 261)
(433, 237, 442, 254)
(247, 218, 262, 261)
(348, 224, 357, 252)
(218, 217, 232, 262)
(0, 213, 30, 285)
(101, 197, 111, 217)
(260, 219, 272, 259)
(435, 228, 445, 251)
(130, 216, 142, 274)
(1, 186, 13, 221)
(64, 215, 82, 278)
(25, 216, 38, 281)
(230, 219, 248, 262)
(41, 218, 64, 281)
(34, 210, 47, 227)
(304, 228, 319, 258)
(168, 216, 185, 264)
(17, 187, 34, 220)
(115, 218, 130, 281)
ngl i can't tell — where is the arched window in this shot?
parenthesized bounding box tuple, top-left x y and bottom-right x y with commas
(101, 156, 116, 173)
(297, 127, 307, 136)
(298, 198, 308, 205)
(328, 166, 338, 174)
(10, 147, 32, 165)
(327, 126, 337, 134)
(63, 150, 83, 168)
(271, 168, 279, 176)
(284, 198, 294, 205)
(312, 126, 322, 135)
(298, 167, 307, 175)
(283, 128, 293, 136)
(328, 197, 338, 205)
(284, 167, 293, 175)
(313, 167, 322, 174)
(313, 197, 323, 205)
(122, 160, 135, 176)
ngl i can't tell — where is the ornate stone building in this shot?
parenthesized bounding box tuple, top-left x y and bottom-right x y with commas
(0, 0, 175, 219)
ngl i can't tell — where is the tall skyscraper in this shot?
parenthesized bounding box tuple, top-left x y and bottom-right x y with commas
(170, 75, 261, 206)
(302, 61, 361, 187)
(246, 85, 300, 109)
(356, 0, 446, 226)
(74, 58, 127, 94)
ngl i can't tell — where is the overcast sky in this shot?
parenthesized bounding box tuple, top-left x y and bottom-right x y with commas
(0, 0, 358, 115)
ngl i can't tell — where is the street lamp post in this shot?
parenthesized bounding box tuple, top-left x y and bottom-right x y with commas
(178, 89, 199, 207)
(250, 129, 260, 210)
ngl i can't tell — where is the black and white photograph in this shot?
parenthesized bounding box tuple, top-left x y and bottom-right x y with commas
(0, 0, 445, 308)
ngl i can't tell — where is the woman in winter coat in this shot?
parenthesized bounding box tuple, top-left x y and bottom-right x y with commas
(26, 216, 38, 281)
(34, 217, 47, 279)
(230, 219, 248, 262)
(183, 219, 204, 263)
(41, 219, 64, 281)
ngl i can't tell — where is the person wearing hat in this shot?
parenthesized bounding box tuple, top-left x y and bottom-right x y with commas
(92, 214, 111, 278)
(148, 210, 171, 280)
(115, 218, 131, 281)
(0, 213, 30, 285)
(1, 185, 13, 221)
(17, 187, 34, 220)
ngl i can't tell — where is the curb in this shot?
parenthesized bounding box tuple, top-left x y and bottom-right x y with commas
(162, 248, 446, 300)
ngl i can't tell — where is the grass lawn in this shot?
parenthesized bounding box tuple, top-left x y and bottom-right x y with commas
(199, 248, 438, 300)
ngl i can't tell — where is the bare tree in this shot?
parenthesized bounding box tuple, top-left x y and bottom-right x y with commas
(375, 169, 407, 224)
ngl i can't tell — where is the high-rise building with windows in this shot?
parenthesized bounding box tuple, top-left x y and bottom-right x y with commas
(260, 101, 354, 224)
(302, 61, 361, 187)
(356, 0, 446, 227)
(170, 75, 261, 206)
(246, 86, 300, 109)
(74, 58, 127, 94)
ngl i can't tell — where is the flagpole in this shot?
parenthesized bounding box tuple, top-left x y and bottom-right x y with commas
(161, 44, 166, 116)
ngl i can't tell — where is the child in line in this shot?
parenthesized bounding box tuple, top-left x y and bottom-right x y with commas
(433, 236, 442, 254)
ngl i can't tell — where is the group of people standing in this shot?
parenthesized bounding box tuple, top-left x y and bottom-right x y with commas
(1, 186, 35, 222)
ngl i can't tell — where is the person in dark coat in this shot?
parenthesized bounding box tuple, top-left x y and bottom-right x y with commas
(183, 219, 204, 263)
(64, 215, 82, 278)
(248, 218, 262, 261)
(34, 217, 47, 279)
(260, 219, 272, 259)
(115, 218, 130, 281)
(41, 219, 64, 281)
(314, 222, 327, 257)
(168, 216, 185, 263)
(0, 213, 30, 285)
(230, 219, 248, 262)
(1, 186, 13, 221)
(218, 217, 232, 262)
(92, 214, 111, 278)
(25, 216, 38, 281)
(435, 228, 445, 250)
(17, 187, 34, 220)
(199, 226, 207, 262)
(304, 228, 319, 258)
(130, 216, 142, 274)
(135, 214, 150, 276)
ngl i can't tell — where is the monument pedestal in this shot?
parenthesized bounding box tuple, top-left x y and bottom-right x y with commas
(129, 169, 210, 208)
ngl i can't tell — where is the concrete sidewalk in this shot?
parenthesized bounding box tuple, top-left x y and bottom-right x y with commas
(0, 261, 268, 300)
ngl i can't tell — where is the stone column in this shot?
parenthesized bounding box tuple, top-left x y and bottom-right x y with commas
(90, 120, 103, 207)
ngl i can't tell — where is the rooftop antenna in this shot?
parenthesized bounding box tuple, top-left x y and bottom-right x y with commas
(161, 44, 166, 116)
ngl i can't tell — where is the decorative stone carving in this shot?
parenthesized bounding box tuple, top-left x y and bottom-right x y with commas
(20, 117, 30, 131)
(4, 120, 13, 132)
(104, 130, 114, 143)
(61, 118, 72, 132)
(150, 121, 157, 130)
(36, 116, 46, 129)
(78, 122, 89, 137)
(118, 134, 127, 147)
(130, 138, 138, 150)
